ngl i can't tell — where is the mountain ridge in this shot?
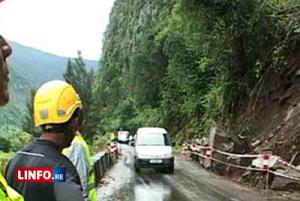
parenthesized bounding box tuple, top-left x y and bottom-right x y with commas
(0, 41, 99, 131)
(8, 41, 99, 87)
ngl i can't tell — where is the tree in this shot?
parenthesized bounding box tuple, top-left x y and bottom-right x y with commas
(64, 52, 98, 140)
(22, 89, 41, 137)
(0, 136, 11, 152)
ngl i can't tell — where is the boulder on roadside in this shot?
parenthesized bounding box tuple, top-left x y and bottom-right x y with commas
(271, 169, 300, 191)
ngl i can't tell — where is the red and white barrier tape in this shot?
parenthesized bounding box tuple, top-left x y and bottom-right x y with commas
(214, 149, 263, 159)
(190, 150, 300, 182)
(269, 170, 300, 181)
(191, 144, 262, 158)
(206, 149, 213, 160)
(192, 144, 211, 150)
(191, 151, 264, 172)
(278, 158, 298, 170)
(214, 149, 299, 171)
(192, 143, 300, 172)
(262, 154, 270, 171)
(187, 142, 300, 172)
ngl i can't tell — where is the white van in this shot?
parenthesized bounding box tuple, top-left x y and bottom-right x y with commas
(118, 131, 129, 143)
(134, 127, 174, 173)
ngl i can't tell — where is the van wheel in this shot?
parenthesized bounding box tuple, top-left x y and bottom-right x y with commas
(168, 165, 174, 174)
(162, 167, 168, 173)
(134, 165, 140, 173)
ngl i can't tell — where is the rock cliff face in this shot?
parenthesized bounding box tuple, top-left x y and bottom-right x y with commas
(100, 0, 300, 190)
(210, 50, 300, 191)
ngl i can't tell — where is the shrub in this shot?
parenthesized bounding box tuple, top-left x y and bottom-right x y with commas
(0, 136, 11, 152)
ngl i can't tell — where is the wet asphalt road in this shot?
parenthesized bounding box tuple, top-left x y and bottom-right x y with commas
(97, 145, 293, 201)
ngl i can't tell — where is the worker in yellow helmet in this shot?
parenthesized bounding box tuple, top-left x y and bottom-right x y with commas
(0, 33, 24, 201)
(5, 80, 84, 201)
(63, 111, 97, 201)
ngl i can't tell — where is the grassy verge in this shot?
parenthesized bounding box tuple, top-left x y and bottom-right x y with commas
(0, 151, 14, 175)
(174, 145, 182, 153)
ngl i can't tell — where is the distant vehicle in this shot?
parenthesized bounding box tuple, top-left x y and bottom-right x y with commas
(134, 127, 174, 173)
(118, 131, 129, 143)
(128, 135, 135, 146)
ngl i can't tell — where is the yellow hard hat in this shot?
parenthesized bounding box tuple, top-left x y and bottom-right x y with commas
(34, 80, 83, 127)
(109, 132, 116, 141)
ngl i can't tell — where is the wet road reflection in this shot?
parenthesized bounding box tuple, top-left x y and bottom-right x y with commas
(134, 173, 188, 201)
(98, 144, 272, 201)
(98, 144, 189, 201)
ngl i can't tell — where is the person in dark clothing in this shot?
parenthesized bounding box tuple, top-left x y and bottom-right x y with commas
(0, 34, 12, 106)
(5, 80, 85, 201)
(0, 33, 24, 201)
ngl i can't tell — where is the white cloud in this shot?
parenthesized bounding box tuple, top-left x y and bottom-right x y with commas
(0, 0, 115, 60)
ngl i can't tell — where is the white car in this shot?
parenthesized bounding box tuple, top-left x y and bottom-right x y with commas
(134, 127, 174, 173)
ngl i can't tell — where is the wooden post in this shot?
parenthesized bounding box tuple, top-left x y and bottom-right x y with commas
(262, 153, 270, 196)
(266, 171, 269, 195)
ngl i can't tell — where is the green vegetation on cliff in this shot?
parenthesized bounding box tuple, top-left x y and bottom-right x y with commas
(94, 0, 300, 141)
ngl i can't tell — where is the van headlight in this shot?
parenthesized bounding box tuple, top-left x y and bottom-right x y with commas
(137, 154, 150, 159)
(162, 153, 173, 158)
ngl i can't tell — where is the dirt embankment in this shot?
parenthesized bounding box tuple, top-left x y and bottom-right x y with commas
(212, 50, 300, 192)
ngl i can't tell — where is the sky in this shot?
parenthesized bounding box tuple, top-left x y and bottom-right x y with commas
(0, 0, 115, 60)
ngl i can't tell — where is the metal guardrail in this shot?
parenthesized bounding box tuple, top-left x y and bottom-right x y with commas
(92, 151, 113, 186)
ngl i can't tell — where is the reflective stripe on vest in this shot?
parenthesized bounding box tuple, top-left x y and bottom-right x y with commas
(0, 173, 24, 201)
(71, 133, 97, 201)
(0, 180, 9, 201)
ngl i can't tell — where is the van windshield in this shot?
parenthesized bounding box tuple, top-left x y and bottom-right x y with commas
(136, 133, 171, 146)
